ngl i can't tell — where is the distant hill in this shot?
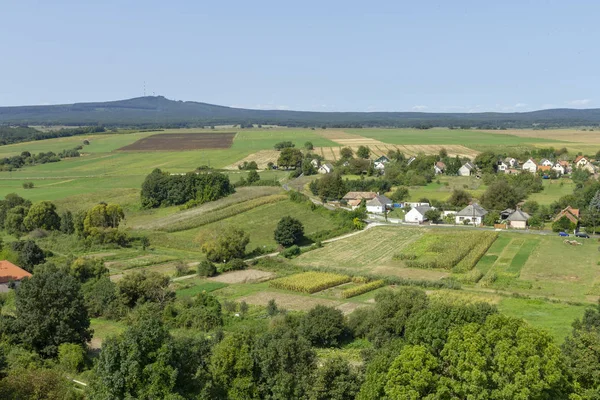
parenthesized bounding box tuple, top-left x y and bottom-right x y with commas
(2, 96, 600, 128)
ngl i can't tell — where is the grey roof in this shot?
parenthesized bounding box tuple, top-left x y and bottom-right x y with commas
(375, 155, 390, 163)
(507, 210, 531, 222)
(367, 195, 392, 207)
(321, 163, 334, 170)
(461, 162, 475, 170)
(413, 205, 432, 215)
(456, 203, 488, 218)
(500, 208, 515, 215)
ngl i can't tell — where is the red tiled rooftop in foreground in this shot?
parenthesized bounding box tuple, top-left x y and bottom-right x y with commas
(0, 260, 31, 283)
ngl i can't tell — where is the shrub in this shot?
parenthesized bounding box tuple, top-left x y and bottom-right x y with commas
(219, 258, 246, 273)
(22, 182, 34, 189)
(197, 260, 217, 277)
(300, 305, 346, 347)
(281, 245, 301, 259)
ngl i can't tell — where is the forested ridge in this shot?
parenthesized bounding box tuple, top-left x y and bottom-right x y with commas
(2, 96, 600, 128)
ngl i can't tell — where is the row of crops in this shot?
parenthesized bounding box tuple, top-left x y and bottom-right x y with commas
(394, 231, 498, 270)
(269, 271, 385, 298)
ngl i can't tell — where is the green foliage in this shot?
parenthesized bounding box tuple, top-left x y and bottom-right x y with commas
(340, 147, 354, 159)
(483, 210, 500, 226)
(277, 147, 303, 169)
(348, 288, 429, 346)
(197, 260, 216, 277)
(10, 240, 45, 272)
(5, 206, 28, 237)
(57, 343, 85, 373)
(310, 173, 347, 200)
(481, 179, 521, 210)
(341, 280, 385, 298)
(164, 292, 223, 331)
(299, 305, 346, 347)
(447, 188, 471, 207)
(390, 187, 409, 202)
(384, 344, 440, 399)
(82, 277, 121, 318)
(474, 151, 498, 173)
(356, 146, 370, 159)
(252, 325, 316, 399)
(201, 226, 249, 262)
(0, 368, 80, 400)
(552, 215, 576, 232)
(117, 270, 175, 309)
(69, 257, 108, 283)
(274, 216, 305, 246)
(424, 208, 441, 223)
(310, 356, 361, 400)
(15, 268, 92, 357)
(274, 141, 295, 150)
(59, 210, 74, 234)
(280, 245, 301, 258)
(247, 169, 260, 183)
(304, 141, 314, 150)
(23, 201, 60, 231)
(140, 168, 234, 209)
(219, 258, 246, 273)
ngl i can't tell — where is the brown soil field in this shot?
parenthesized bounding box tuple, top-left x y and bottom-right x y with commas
(223, 150, 280, 170)
(209, 269, 275, 284)
(118, 132, 236, 151)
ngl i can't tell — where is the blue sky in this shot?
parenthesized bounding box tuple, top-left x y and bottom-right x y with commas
(1, 1, 597, 112)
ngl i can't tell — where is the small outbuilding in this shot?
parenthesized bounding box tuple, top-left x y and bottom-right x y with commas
(458, 162, 475, 176)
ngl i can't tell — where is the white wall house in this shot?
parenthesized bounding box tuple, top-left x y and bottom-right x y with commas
(318, 163, 334, 174)
(497, 161, 508, 172)
(540, 159, 553, 167)
(455, 203, 488, 225)
(404, 206, 432, 223)
(552, 162, 565, 175)
(458, 162, 475, 176)
(366, 195, 392, 213)
(522, 159, 538, 173)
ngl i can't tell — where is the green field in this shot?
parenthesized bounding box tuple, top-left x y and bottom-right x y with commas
(346, 128, 561, 146)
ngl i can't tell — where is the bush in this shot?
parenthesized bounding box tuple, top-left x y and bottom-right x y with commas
(219, 258, 246, 273)
(281, 245, 301, 259)
(274, 216, 305, 246)
(22, 182, 34, 189)
(197, 260, 217, 277)
(300, 305, 346, 347)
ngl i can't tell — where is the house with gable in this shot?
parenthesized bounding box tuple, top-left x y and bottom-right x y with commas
(458, 162, 475, 176)
(455, 203, 488, 226)
(539, 159, 553, 167)
(318, 163, 334, 174)
(366, 194, 393, 213)
(554, 206, 580, 226)
(404, 205, 432, 223)
(552, 161, 566, 175)
(497, 160, 508, 173)
(522, 158, 538, 174)
(374, 155, 390, 164)
(434, 161, 446, 175)
(507, 209, 531, 229)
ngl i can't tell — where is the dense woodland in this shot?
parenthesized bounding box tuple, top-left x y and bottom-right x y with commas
(3, 96, 600, 128)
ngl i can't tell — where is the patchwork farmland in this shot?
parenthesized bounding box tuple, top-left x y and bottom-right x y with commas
(118, 132, 236, 151)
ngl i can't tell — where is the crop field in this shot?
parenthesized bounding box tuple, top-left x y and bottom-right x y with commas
(345, 128, 562, 146)
(270, 271, 351, 293)
(398, 175, 488, 202)
(118, 132, 237, 151)
(398, 231, 497, 270)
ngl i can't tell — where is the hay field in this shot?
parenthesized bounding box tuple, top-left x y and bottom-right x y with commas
(223, 149, 280, 170)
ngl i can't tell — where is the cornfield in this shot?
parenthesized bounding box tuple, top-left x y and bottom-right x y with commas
(398, 231, 498, 270)
(269, 271, 350, 293)
(161, 194, 287, 232)
(341, 280, 385, 298)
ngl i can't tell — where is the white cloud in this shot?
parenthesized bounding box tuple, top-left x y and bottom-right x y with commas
(514, 103, 528, 108)
(411, 105, 428, 111)
(567, 99, 592, 107)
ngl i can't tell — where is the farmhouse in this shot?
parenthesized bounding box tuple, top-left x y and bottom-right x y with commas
(504, 157, 518, 168)
(0, 261, 31, 293)
(318, 163, 334, 174)
(540, 159, 553, 167)
(366, 195, 393, 213)
(342, 191, 377, 202)
(458, 162, 475, 176)
(507, 209, 531, 229)
(575, 155, 589, 168)
(522, 158, 538, 173)
(374, 155, 390, 164)
(554, 206, 580, 224)
(552, 162, 566, 175)
(404, 205, 432, 223)
(455, 203, 488, 226)
(434, 161, 446, 174)
(497, 160, 508, 172)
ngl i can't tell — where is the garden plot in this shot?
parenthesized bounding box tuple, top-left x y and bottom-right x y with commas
(209, 269, 275, 284)
(237, 291, 342, 311)
(269, 271, 350, 294)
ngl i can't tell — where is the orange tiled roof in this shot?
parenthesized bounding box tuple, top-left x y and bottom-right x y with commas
(0, 260, 31, 284)
(539, 166, 551, 172)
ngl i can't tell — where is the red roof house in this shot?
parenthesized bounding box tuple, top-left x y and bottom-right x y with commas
(0, 260, 31, 284)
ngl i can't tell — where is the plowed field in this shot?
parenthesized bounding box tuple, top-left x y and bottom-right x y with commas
(119, 132, 236, 151)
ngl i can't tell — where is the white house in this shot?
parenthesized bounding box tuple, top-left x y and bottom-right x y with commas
(318, 163, 334, 174)
(374, 161, 386, 171)
(366, 195, 393, 213)
(504, 157, 518, 168)
(374, 155, 390, 164)
(455, 203, 488, 225)
(497, 160, 508, 173)
(404, 205, 432, 223)
(522, 159, 538, 174)
(552, 162, 565, 175)
(310, 159, 320, 168)
(575, 156, 590, 168)
(458, 162, 475, 176)
(540, 159, 553, 167)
